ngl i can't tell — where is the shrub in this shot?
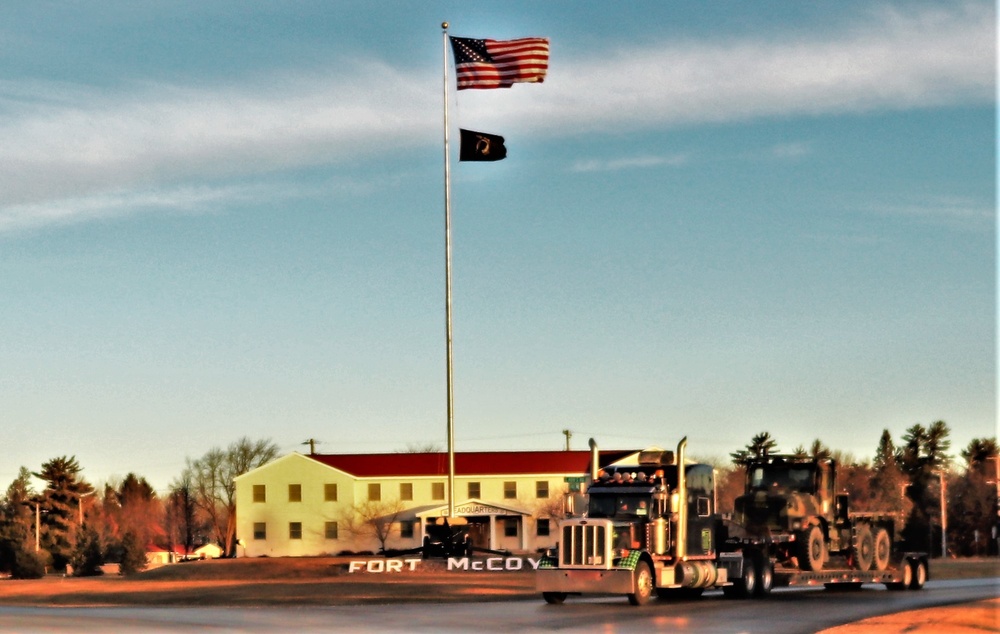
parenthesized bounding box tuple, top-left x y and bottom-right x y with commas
(119, 532, 147, 576)
(12, 548, 46, 579)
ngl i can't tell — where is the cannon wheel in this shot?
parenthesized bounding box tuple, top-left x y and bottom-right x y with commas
(542, 592, 567, 604)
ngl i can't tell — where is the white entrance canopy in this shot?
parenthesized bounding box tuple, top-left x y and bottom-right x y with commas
(414, 498, 532, 551)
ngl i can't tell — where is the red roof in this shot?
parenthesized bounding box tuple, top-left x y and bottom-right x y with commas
(305, 450, 636, 478)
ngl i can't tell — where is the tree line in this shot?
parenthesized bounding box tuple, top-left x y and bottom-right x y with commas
(716, 421, 998, 558)
(0, 423, 996, 578)
(0, 437, 277, 578)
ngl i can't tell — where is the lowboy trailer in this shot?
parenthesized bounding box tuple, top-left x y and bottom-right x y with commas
(536, 437, 928, 605)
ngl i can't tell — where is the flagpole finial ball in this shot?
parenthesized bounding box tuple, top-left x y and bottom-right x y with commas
(442, 22, 449, 30)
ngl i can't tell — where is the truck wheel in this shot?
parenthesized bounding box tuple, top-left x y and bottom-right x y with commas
(886, 558, 913, 591)
(872, 528, 891, 571)
(798, 525, 826, 572)
(542, 592, 567, 604)
(752, 552, 773, 597)
(852, 524, 874, 571)
(627, 561, 654, 606)
(908, 559, 927, 590)
(724, 555, 757, 599)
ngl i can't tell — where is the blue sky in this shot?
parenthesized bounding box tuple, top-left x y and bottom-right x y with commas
(1, 1, 995, 492)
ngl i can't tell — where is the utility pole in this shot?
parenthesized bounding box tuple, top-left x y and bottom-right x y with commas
(35, 502, 40, 552)
(302, 439, 320, 455)
(562, 429, 572, 451)
(940, 471, 947, 558)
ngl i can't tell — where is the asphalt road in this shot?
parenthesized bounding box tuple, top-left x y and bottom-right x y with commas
(0, 578, 995, 633)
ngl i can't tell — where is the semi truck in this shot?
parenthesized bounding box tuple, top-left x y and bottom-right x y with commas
(536, 437, 929, 605)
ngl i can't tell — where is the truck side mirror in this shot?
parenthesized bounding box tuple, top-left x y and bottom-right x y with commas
(835, 494, 849, 522)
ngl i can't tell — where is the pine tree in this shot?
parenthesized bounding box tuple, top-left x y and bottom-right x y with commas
(948, 437, 999, 556)
(868, 430, 910, 516)
(33, 456, 93, 571)
(730, 432, 778, 467)
(0, 467, 44, 578)
(899, 422, 953, 555)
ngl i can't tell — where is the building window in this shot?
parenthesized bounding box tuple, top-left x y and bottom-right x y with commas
(400, 483, 413, 501)
(536, 480, 549, 499)
(325, 521, 339, 540)
(288, 484, 302, 502)
(504, 519, 518, 537)
(253, 522, 266, 540)
(432, 482, 445, 501)
(252, 485, 266, 503)
(536, 519, 550, 537)
(468, 482, 481, 498)
(504, 481, 517, 499)
(400, 521, 415, 539)
(324, 483, 338, 502)
(368, 483, 381, 501)
(289, 522, 302, 540)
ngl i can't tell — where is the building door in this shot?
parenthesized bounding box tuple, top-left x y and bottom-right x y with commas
(467, 518, 489, 549)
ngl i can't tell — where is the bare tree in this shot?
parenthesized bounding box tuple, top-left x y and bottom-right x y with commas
(339, 499, 407, 553)
(184, 437, 278, 556)
(399, 443, 443, 453)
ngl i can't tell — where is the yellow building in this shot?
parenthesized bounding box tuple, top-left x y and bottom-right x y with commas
(234, 448, 638, 557)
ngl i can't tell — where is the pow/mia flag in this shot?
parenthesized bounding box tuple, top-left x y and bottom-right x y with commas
(459, 129, 507, 162)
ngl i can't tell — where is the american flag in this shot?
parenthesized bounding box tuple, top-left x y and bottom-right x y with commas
(449, 36, 549, 90)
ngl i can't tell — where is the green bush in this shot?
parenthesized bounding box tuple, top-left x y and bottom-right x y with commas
(70, 527, 105, 577)
(119, 531, 147, 576)
(12, 548, 46, 579)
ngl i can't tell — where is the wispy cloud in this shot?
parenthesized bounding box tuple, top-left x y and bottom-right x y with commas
(508, 2, 994, 132)
(0, 2, 991, 232)
(860, 195, 995, 230)
(570, 154, 689, 173)
(768, 143, 812, 159)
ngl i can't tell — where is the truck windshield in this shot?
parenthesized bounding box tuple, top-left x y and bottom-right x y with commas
(588, 494, 652, 518)
(749, 465, 814, 492)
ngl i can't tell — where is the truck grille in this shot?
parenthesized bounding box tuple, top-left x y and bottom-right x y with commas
(561, 520, 610, 568)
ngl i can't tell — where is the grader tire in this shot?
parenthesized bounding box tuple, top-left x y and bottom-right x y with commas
(873, 527, 891, 571)
(852, 523, 874, 571)
(797, 525, 826, 572)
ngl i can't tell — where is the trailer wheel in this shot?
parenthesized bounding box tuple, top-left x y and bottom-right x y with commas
(752, 552, 773, 597)
(798, 525, 826, 571)
(852, 523, 874, 571)
(872, 528, 891, 571)
(908, 559, 927, 590)
(542, 592, 567, 604)
(886, 559, 913, 591)
(627, 561, 654, 606)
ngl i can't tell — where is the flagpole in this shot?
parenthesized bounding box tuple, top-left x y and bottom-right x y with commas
(441, 22, 456, 520)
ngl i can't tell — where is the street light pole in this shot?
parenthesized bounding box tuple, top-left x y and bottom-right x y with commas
(939, 470, 947, 558)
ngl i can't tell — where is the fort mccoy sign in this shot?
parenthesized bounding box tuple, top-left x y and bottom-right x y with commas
(348, 556, 544, 574)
